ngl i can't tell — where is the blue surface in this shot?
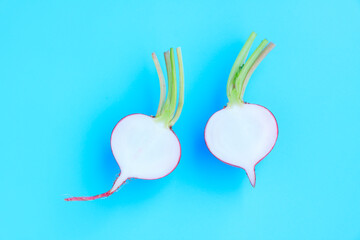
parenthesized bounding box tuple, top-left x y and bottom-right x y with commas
(1, 0, 359, 239)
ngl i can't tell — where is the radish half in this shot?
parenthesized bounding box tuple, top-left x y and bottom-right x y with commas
(204, 32, 278, 187)
(65, 48, 184, 201)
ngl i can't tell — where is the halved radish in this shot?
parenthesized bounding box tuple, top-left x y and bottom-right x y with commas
(65, 48, 184, 201)
(204, 32, 278, 187)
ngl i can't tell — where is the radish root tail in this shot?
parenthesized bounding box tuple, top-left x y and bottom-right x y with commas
(65, 173, 128, 201)
(245, 167, 256, 187)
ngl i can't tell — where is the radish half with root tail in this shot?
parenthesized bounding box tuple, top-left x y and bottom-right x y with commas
(204, 32, 278, 187)
(65, 47, 184, 201)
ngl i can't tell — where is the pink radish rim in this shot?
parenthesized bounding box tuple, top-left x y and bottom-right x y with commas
(110, 113, 182, 181)
(204, 103, 278, 184)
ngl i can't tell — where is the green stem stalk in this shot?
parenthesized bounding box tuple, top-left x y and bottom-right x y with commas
(240, 42, 275, 101)
(162, 51, 172, 116)
(234, 39, 268, 99)
(226, 32, 257, 101)
(152, 53, 166, 116)
(169, 48, 177, 117)
(153, 48, 184, 127)
(170, 47, 184, 126)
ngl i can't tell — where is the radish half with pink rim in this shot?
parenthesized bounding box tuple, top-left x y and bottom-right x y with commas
(204, 32, 278, 187)
(65, 48, 184, 201)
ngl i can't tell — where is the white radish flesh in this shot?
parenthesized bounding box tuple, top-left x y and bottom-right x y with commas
(205, 104, 277, 186)
(65, 48, 184, 201)
(205, 32, 278, 187)
(110, 114, 181, 182)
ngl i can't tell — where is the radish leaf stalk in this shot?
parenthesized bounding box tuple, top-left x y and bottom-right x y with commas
(152, 53, 166, 116)
(226, 32, 256, 102)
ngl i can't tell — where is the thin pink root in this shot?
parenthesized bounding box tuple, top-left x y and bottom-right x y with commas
(65, 173, 128, 201)
(65, 192, 112, 201)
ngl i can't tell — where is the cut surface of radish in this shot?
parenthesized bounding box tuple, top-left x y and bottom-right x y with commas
(204, 32, 278, 187)
(65, 47, 184, 201)
(205, 104, 277, 186)
(111, 114, 181, 181)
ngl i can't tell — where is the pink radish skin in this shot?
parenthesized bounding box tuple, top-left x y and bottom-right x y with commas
(204, 32, 278, 187)
(66, 48, 184, 201)
(205, 103, 278, 187)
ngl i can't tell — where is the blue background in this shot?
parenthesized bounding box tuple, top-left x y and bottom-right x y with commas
(1, 0, 359, 239)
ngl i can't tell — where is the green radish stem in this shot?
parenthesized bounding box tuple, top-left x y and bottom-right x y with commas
(240, 42, 275, 101)
(169, 48, 177, 118)
(152, 53, 166, 116)
(226, 32, 274, 105)
(154, 48, 184, 127)
(162, 51, 172, 116)
(234, 39, 268, 97)
(226, 32, 257, 101)
(170, 48, 184, 126)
